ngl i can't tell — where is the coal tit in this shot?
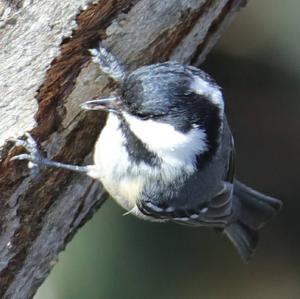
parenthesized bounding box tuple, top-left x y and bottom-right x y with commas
(11, 45, 282, 261)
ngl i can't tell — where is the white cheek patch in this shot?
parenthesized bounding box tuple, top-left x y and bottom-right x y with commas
(123, 112, 207, 166)
(190, 76, 224, 112)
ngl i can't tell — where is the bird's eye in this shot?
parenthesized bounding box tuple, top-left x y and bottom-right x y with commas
(133, 111, 150, 120)
(135, 112, 167, 120)
(130, 110, 167, 120)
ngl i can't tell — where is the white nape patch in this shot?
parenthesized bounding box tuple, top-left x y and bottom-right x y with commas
(190, 76, 224, 112)
(123, 112, 207, 168)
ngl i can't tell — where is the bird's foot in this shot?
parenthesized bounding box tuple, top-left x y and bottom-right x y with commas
(10, 133, 44, 176)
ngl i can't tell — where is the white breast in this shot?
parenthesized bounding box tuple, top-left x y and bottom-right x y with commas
(92, 112, 201, 218)
(92, 113, 144, 211)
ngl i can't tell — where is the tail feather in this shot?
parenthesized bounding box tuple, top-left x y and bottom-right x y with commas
(224, 221, 259, 262)
(225, 180, 282, 262)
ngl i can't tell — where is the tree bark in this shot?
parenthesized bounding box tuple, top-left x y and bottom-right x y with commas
(0, 0, 246, 297)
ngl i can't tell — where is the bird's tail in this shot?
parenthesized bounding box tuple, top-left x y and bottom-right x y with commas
(224, 180, 282, 262)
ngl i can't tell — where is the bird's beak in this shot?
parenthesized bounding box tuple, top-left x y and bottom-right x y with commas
(80, 96, 122, 113)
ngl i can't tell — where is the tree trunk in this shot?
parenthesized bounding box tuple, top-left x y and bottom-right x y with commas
(0, 0, 246, 297)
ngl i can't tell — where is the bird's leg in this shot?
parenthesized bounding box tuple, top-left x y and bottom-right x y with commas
(10, 133, 93, 176)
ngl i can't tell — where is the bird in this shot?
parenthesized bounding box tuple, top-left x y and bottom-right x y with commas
(11, 45, 282, 262)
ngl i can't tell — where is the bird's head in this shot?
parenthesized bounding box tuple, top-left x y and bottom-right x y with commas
(81, 61, 224, 164)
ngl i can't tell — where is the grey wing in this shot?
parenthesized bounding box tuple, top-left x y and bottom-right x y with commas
(182, 142, 235, 227)
(137, 181, 233, 227)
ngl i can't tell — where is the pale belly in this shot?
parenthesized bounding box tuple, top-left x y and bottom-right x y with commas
(92, 114, 146, 213)
(91, 113, 193, 221)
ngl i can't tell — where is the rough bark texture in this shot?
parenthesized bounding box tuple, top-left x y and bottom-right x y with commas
(0, 0, 246, 297)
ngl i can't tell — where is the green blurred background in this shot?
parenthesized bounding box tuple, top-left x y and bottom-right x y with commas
(36, 1, 300, 298)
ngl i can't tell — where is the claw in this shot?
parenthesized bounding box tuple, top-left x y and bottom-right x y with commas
(25, 132, 38, 147)
(10, 154, 32, 161)
(10, 133, 90, 175)
(9, 138, 27, 148)
(10, 133, 43, 175)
